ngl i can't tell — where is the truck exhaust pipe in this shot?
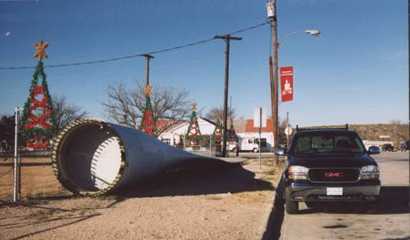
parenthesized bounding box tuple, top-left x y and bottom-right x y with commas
(51, 119, 229, 196)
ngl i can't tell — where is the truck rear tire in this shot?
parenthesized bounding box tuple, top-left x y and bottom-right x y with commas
(285, 198, 299, 214)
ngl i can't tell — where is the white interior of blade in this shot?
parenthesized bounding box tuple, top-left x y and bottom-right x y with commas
(91, 136, 122, 190)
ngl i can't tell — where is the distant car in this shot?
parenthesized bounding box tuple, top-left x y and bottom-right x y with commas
(276, 127, 381, 214)
(368, 145, 381, 154)
(399, 143, 407, 152)
(402, 140, 410, 151)
(382, 144, 394, 152)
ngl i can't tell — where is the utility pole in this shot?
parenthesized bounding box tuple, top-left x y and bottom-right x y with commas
(143, 54, 154, 85)
(140, 54, 155, 134)
(408, 1, 410, 187)
(259, 107, 262, 169)
(267, 0, 279, 154)
(215, 34, 242, 157)
(286, 111, 289, 147)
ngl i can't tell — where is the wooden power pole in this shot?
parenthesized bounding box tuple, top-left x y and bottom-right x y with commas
(267, 0, 279, 151)
(143, 54, 154, 85)
(214, 34, 242, 157)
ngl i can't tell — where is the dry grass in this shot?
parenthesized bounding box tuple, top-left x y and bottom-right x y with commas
(0, 157, 68, 201)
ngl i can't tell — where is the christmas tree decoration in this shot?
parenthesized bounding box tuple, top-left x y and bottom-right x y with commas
(227, 117, 238, 142)
(140, 83, 155, 135)
(213, 119, 223, 153)
(139, 54, 156, 136)
(186, 103, 202, 150)
(21, 40, 56, 150)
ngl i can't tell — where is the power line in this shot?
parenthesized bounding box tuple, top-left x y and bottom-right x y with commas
(0, 20, 270, 71)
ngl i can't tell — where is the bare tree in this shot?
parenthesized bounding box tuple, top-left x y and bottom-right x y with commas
(205, 106, 235, 124)
(103, 82, 192, 134)
(53, 95, 88, 133)
(103, 83, 136, 127)
(0, 115, 14, 153)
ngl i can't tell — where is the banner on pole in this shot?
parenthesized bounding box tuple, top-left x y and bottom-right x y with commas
(280, 66, 294, 102)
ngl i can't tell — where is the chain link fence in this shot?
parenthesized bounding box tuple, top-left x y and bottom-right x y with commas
(0, 154, 69, 203)
(0, 156, 13, 203)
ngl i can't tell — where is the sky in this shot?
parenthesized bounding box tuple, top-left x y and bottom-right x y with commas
(0, 0, 408, 126)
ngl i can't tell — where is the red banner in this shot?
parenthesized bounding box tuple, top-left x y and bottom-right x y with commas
(280, 66, 294, 102)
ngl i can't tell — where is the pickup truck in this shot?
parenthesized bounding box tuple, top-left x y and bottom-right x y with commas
(276, 127, 381, 214)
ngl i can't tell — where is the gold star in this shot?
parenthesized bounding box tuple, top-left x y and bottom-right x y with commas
(34, 40, 48, 60)
(192, 103, 197, 111)
(144, 84, 152, 97)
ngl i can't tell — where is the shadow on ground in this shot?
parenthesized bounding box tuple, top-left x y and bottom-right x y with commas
(2, 213, 101, 240)
(298, 186, 410, 214)
(117, 161, 274, 198)
(261, 193, 285, 240)
(0, 195, 124, 240)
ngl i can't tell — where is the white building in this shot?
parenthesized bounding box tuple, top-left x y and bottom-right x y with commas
(158, 117, 216, 147)
(236, 118, 275, 151)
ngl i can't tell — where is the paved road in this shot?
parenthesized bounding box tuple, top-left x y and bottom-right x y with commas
(374, 152, 409, 186)
(278, 152, 410, 240)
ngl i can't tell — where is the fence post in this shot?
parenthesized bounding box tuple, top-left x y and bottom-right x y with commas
(13, 107, 21, 203)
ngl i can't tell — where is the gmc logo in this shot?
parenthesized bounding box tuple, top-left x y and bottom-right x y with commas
(324, 172, 344, 177)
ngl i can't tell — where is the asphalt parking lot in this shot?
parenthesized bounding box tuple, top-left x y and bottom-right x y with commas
(276, 152, 410, 240)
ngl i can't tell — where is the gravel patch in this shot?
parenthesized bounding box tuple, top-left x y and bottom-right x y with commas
(0, 158, 281, 240)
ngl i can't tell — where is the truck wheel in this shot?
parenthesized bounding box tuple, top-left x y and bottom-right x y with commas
(285, 197, 299, 214)
(253, 148, 258, 153)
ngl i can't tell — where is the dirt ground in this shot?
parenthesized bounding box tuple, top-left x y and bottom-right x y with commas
(0, 157, 282, 240)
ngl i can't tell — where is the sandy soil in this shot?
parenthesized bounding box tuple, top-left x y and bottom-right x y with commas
(0, 157, 281, 240)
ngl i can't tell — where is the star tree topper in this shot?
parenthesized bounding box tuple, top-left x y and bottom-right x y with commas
(144, 84, 153, 97)
(34, 40, 48, 60)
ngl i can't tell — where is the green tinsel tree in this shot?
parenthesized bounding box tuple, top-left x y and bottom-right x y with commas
(186, 104, 201, 148)
(21, 41, 56, 150)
